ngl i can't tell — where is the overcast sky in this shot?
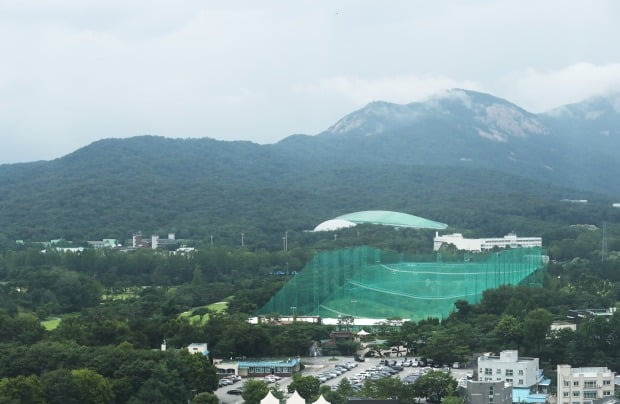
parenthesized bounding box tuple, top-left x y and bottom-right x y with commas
(1, 0, 620, 164)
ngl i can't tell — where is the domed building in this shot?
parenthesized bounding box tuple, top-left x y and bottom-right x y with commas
(313, 210, 447, 231)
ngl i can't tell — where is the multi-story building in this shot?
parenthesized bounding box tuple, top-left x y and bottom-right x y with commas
(478, 351, 540, 388)
(434, 233, 542, 252)
(557, 365, 616, 404)
(463, 380, 513, 404)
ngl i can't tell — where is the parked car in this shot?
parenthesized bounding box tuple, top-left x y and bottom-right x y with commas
(227, 389, 244, 395)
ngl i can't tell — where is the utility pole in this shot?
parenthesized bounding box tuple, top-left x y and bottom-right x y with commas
(241, 233, 244, 247)
(210, 235, 213, 246)
(285, 231, 288, 252)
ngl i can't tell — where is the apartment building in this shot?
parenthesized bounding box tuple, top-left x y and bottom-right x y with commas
(557, 365, 615, 404)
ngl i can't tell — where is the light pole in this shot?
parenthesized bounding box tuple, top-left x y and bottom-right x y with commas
(241, 233, 244, 247)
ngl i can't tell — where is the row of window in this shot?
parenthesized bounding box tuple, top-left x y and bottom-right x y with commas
(481, 368, 524, 376)
(563, 380, 612, 387)
(482, 377, 524, 385)
(562, 391, 612, 398)
(247, 366, 292, 374)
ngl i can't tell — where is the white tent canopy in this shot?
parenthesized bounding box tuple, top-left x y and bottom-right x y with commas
(356, 329, 370, 336)
(314, 395, 331, 404)
(260, 391, 281, 404)
(287, 391, 306, 404)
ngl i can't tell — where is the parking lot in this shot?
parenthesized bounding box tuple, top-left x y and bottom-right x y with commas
(214, 356, 473, 404)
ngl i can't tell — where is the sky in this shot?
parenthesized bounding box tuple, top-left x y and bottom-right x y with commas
(1, 0, 620, 164)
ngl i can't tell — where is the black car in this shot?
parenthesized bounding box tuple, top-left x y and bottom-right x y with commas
(227, 389, 244, 395)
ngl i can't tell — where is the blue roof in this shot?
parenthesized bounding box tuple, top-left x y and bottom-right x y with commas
(513, 388, 548, 403)
(539, 378, 552, 386)
(239, 358, 300, 368)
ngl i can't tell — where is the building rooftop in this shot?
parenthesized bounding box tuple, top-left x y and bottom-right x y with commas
(512, 388, 547, 403)
(568, 367, 614, 377)
(314, 210, 448, 231)
(238, 358, 300, 368)
(336, 210, 448, 230)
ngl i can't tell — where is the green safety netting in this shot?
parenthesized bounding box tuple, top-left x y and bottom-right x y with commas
(256, 246, 545, 321)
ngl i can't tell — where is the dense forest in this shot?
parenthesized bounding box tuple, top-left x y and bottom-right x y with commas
(1, 136, 619, 248)
(0, 216, 619, 402)
(0, 135, 619, 402)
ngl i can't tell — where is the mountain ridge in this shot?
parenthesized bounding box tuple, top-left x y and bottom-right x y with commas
(0, 89, 619, 244)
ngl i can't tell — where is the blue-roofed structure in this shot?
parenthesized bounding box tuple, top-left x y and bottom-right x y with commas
(512, 388, 548, 403)
(238, 358, 301, 377)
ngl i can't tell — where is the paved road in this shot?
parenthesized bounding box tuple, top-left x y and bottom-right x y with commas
(214, 356, 474, 404)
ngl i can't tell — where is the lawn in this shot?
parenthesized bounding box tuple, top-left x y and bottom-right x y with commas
(179, 300, 230, 324)
(41, 317, 61, 331)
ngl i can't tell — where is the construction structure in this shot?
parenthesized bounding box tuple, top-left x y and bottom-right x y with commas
(256, 246, 545, 321)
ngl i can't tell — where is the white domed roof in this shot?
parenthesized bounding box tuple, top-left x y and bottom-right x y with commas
(313, 219, 357, 232)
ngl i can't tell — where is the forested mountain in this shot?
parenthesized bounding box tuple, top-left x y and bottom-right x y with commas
(1, 90, 619, 245)
(276, 89, 620, 194)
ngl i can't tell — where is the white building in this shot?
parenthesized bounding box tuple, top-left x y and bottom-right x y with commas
(477, 351, 540, 388)
(187, 343, 209, 356)
(557, 365, 616, 404)
(434, 233, 542, 252)
(550, 321, 577, 332)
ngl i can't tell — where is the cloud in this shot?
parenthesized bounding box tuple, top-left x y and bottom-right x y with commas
(504, 63, 620, 112)
(293, 75, 482, 106)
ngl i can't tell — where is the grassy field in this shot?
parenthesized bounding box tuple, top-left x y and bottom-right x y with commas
(179, 300, 229, 324)
(41, 317, 61, 331)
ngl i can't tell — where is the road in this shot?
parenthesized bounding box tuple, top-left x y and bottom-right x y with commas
(214, 356, 473, 404)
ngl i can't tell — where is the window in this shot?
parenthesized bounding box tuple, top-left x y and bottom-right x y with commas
(563, 392, 569, 397)
(496, 368, 502, 374)
(506, 378, 513, 383)
(573, 381, 579, 387)
(489, 386, 494, 395)
(584, 381, 596, 388)
(485, 368, 492, 375)
(564, 381, 570, 387)
(518, 379, 523, 385)
(572, 391, 580, 397)
(583, 391, 597, 399)
(506, 369, 513, 376)
(603, 380, 611, 385)
(518, 370, 524, 375)
(603, 391, 611, 396)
